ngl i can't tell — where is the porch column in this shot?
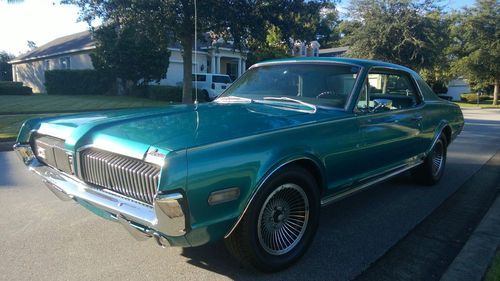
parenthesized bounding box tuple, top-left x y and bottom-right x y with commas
(237, 57, 242, 77)
(242, 59, 246, 74)
(211, 55, 216, 73)
(216, 56, 221, 74)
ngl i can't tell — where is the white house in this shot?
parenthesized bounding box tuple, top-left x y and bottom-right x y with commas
(9, 30, 247, 93)
(446, 78, 471, 101)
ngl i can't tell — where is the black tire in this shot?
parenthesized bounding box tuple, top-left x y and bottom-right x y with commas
(225, 165, 320, 272)
(412, 134, 448, 185)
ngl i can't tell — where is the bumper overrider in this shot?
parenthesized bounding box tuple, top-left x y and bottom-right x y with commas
(13, 143, 190, 247)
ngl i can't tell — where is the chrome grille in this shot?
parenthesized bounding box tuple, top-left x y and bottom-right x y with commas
(33, 135, 73, 174)
(80, 149, 160, 205)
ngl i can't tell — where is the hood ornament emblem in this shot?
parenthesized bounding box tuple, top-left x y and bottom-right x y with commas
(145, 147, 167, 166)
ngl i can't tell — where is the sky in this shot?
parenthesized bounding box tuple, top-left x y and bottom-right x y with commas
(0, 0, 477, 57)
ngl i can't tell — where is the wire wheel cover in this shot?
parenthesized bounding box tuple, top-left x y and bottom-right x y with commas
(431, 140, 444, 176)
(257, 183, 310, 255)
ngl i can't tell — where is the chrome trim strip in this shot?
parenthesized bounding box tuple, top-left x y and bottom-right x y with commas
(320, 160, 423, 206)
(426, 125, 447, 155)
(251, 60, 362, 69)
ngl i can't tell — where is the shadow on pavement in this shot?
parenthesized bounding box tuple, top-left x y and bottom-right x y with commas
(0, 152, 17, 187)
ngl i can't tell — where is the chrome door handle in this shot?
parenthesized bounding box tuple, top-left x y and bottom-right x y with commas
(412, 115, 423, 121)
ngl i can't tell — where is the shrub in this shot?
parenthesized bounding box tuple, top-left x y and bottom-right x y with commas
(147, 85, 182, 102)
(0, 81, 32, 95)
(45, 70, 112, 95)
(460, 93, 490, 103)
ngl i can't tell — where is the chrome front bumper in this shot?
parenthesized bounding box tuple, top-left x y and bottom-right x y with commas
(13, 144, 188, 246)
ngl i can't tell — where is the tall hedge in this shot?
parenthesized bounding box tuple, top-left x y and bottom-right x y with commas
(45, 70, 112, 95)
(0, 81, 32, 95)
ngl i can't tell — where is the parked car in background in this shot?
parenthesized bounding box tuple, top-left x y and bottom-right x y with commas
(192, 73, 232, 101)
(14, 58, 464, 272)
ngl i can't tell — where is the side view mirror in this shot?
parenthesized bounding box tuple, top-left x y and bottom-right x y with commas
(372, 98, 392, 112)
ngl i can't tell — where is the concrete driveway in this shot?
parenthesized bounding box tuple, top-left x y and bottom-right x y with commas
(0, 109, 499, 281)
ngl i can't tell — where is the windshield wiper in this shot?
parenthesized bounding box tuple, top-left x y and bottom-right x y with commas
(254, 96, 317, 113)
(215, 96, 252, 103)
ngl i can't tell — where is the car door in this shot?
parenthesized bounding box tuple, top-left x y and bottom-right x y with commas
(354, 68, 424, 177)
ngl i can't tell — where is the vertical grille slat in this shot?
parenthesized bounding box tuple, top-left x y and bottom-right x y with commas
(33, 135, 73, 174)
(80, 148, 160, 205)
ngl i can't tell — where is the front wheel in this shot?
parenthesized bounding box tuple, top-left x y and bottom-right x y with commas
(412, 134, 448, 185)
(225, 166, 320, 272)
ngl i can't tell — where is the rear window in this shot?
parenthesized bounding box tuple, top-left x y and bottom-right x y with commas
(192, 74, 206, 81)
(212, 75, 232, 83)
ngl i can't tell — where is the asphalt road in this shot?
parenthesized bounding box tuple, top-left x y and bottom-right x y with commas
(0, 109, 499, 281)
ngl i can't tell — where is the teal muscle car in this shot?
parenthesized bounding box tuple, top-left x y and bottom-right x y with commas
(14, 58, 464, 271)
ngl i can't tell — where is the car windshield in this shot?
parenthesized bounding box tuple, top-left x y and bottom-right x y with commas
(219, 63, 360, 109)
(213, 75, 232, 83)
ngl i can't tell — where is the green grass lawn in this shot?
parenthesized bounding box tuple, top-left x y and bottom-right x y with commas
(0, 114, 64, 140)
(0, 94, 171, 141)
(454, 100, 500, 109)
(485, 249, 500, 281)
(0, 94, 170, 114)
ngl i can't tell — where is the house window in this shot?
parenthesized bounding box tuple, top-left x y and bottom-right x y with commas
(313, 48, 319, 57)
(59, 57, 71, 70)
(43, 60, 50, 71)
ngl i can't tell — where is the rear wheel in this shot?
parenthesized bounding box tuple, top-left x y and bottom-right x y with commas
(412, 134, 447, 185)
(225, 166, 320, 272)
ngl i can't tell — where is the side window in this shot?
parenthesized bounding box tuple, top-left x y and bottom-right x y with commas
(357, 70, 420, 112)
(192, 75, 206, 82)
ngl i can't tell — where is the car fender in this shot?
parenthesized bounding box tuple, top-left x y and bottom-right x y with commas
(223, 151, 325, 238)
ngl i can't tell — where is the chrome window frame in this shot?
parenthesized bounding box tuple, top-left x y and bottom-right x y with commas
(352, 66, 426, 114)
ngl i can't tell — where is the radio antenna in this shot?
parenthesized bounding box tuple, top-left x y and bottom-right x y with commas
(194, 0, 198, 105)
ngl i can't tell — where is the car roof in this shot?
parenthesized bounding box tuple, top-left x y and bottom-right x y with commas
(193, 73, 230, 76)
(253, 57, 418, 75)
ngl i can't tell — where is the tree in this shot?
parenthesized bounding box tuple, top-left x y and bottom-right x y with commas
(89, 22, 171, 94)
(0, 51, 14, 81)
(244, 1, 337, 66)
(341, 0, 450, 76)
(449, 0, 499, 105)
(316, 2, 342, 48)
(63, 0, 332, 103)
(247, 25, 292, 66)
(27, 40, 37, 50)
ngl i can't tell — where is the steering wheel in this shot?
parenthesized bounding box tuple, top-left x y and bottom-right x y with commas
(316, 90, 337, 99)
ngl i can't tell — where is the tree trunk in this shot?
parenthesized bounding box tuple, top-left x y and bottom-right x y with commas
(116, 78, 125, 96)
(181, 35, 193, 104)
(493, 78, 499, 106)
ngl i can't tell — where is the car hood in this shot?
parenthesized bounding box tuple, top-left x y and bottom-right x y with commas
(35, 102, 347, 158)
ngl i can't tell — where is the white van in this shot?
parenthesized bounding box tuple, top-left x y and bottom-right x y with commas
(192, 73, 232, 101)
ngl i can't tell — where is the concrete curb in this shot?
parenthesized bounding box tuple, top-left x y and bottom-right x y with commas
(440, 195, 500, 281)
(0, 141, 15, 152)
